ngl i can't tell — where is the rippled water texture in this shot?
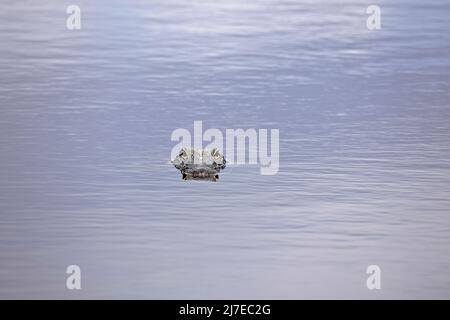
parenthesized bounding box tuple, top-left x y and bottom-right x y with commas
(0, 0, 449, 298)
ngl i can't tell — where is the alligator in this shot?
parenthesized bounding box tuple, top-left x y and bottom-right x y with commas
(172, 147, 226, 181)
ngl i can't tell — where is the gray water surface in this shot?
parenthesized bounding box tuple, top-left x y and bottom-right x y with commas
(1, 0, 450, 299)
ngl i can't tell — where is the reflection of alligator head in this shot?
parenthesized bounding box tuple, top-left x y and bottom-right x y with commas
(172, 148, 226, 181)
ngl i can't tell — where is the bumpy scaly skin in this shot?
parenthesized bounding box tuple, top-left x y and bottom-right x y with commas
(172, 148, 226, 180)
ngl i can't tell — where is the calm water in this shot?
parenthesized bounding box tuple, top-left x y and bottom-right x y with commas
(1, 0, 449, 299)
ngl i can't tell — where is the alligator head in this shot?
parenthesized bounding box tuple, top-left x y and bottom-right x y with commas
(172, 147, 226, 181)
